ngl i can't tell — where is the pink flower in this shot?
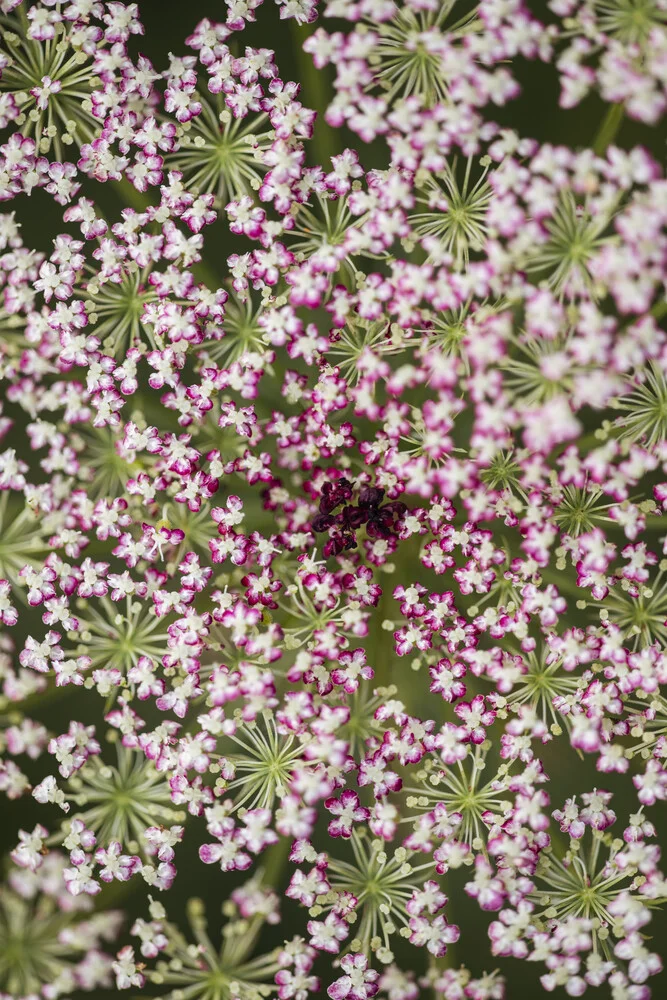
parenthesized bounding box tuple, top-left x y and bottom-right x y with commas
(327, 953, 379, 1000)
(325, 789, 370, 838)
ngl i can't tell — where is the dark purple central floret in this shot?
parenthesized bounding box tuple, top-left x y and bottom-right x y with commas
(319, 478, 354, 514)
(311, 478, 407, 556)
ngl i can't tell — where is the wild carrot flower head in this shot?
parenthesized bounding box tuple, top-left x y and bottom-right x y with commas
(0, 1, 666, 999)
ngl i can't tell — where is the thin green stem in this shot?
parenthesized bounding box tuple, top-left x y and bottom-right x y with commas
(289, 22, 339, 167)
(593, 103, 624, 155)
(370, 579, 396, 691)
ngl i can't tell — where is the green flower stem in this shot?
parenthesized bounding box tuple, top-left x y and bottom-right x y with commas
(289, 22, 339, 167)
(651, 299, 667, 321)
(112, 178, 153, 213)
(259, 832, 291, 890)
(593, 103, 624, 156)
(538, 568, 589, 599)
(369, 572, 397, 692)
